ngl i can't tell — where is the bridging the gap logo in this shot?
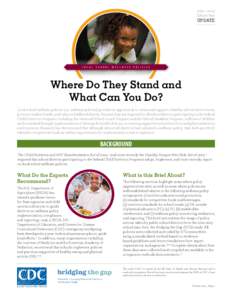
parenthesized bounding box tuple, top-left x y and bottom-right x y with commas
(17, 267, 47, 286)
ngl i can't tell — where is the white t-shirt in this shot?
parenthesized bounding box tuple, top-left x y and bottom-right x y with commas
(76, 188, 110, 215)
(95, 42, 137, 64)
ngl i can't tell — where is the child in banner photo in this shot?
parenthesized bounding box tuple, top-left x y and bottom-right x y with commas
(88, 13, 139, 64)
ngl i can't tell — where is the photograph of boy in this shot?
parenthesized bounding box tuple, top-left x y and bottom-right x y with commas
(76, 172, 110, 216)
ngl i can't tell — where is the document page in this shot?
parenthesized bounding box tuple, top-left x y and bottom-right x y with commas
(1, 0, 231, 299)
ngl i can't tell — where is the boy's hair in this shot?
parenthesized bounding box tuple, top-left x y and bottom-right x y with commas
(95, 13, 139, 42)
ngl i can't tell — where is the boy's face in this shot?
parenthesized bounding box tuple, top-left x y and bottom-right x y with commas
(90, 173, 101, 191)
(115, 26, 138, 53)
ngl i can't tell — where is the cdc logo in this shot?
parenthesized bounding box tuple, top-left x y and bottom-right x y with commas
(17, 267, 47, 286)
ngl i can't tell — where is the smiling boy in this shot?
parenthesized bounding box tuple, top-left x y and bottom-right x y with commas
(76, 172, 110, 215)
